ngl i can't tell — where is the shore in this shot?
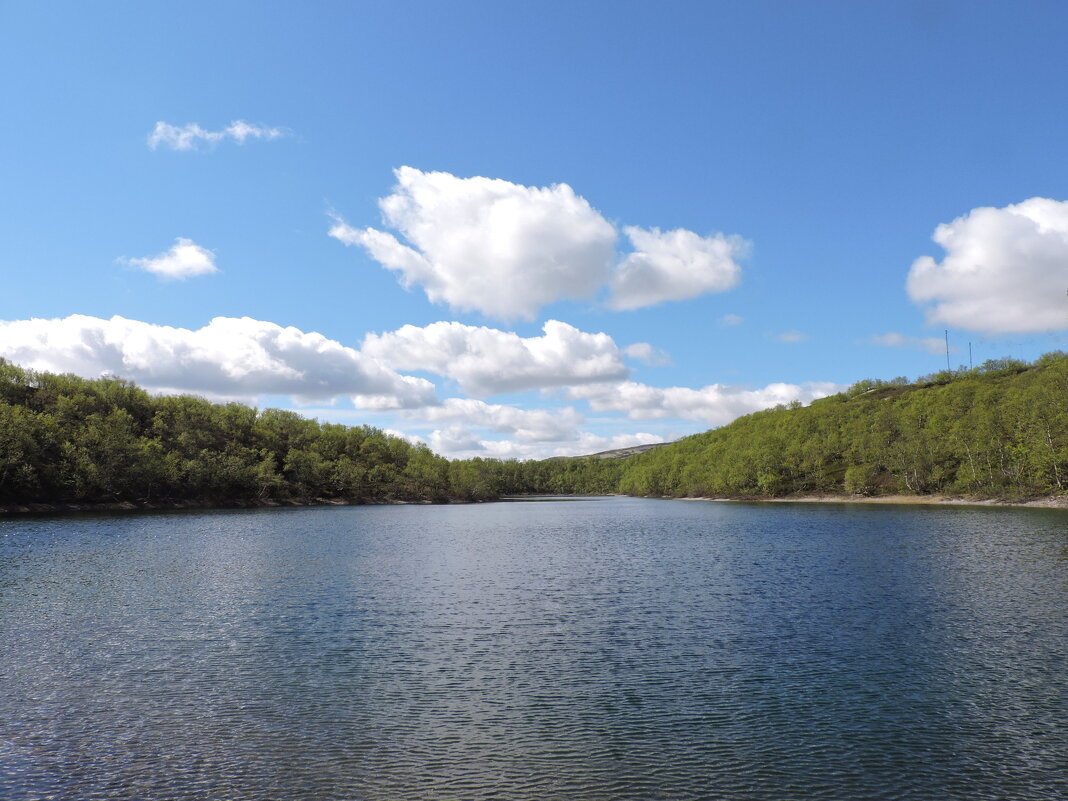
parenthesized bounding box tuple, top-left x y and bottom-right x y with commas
(0, 496, 454, 517)
(681, 494, 1068, 509)
(5, 493, 1067, 518)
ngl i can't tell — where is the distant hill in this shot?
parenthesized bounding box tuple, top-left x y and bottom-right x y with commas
(546, 442, 667, 461)
(582, 442, 669, 460)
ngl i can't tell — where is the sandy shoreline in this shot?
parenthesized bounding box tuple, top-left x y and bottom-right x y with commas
(680, 494, 1068, 509)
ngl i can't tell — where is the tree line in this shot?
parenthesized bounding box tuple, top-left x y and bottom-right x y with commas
(612, 353, 1068, 500)
(3, 352, 1066, 509)
(0, 359, 527, 506)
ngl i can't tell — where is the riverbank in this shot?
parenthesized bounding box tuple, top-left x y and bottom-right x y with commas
(681, 494, 1068, 509)
(0, 496, 458, 517)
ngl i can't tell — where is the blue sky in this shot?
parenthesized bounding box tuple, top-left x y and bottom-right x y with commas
(3, 1, 1068, 458)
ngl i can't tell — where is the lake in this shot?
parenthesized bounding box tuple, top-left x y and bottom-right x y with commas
(1, 497, 1066, 800)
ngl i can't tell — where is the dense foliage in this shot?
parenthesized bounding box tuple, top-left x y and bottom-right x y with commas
(614, 353, 1068, 500)
(0, 359, 526, 505)
(4, 352, 1067, 509)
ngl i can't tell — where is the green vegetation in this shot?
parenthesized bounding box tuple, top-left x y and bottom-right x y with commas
(0, 359, 524, 506)
(514, 455, 625, 495)
(614, 353, 1068, 500)
(3, 352, 1067, 510)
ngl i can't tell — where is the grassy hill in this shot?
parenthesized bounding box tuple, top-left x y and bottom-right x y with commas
(612, 354, 1068, 501)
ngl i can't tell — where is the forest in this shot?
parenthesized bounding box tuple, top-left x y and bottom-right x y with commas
(0, 359, 526, 507)
(2, 352, 1067, 510)
(614, 352, 1068, 500)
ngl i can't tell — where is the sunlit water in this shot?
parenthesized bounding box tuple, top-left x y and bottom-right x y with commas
(1, 497, 1067, 800)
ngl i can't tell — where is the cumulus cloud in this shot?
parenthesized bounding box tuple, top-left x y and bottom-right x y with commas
(333, 167, 750, 319)
(424, 426, 663, 461)
(776, 330, 808, 343)
(623, 342, 672, 366)
(383, 428, 430, 448)
(330, 167, 618, 320)
(720, 313, 744, 326)
(567, 431, 665, 456)
(391, 395, 665, 460)
(148, 120, 287, 151)
(570, 380, 842, 426)
(0, 315, 436, 409)
(428, 426, 486, 455)
(907, 197, 1068, 334)
(404, 398, 583, 442)
(125, 238, 218, 280)
(361, 319, 628, 396)
(867, 332, 948, 355)
(608, 226, 746, 310)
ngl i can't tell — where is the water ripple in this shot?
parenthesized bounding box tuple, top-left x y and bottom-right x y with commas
(1, 499, 1067, 799)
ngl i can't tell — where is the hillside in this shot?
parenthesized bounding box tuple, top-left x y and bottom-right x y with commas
(4, 353, 1067, 512)
(613, 353, 1068, 501)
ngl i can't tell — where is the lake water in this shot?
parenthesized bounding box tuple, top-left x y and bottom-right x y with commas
(1, 497, 1067, 800)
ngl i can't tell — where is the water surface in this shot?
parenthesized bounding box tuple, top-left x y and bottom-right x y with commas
(2, 498, 1066, 800)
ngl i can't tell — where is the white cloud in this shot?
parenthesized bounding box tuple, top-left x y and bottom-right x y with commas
(330, 167, 618, 321)
(570, 380, 842, 425)
(867, 332, 948, 355)
(391, 395, 670, 460)
(332, 168, 751, 319)
(566, 431, 665, 457)
(608, 226, 746, 310)
(361, 319, 628, 396)
(776, 330, 808, 343)
(720, 313, 744, 326)
(125, 237, 218, 280)
(623, 342, 672, 366)
(428, 426, 486, 455)
(223, 120, 285, 144)
(404, 398, 583, 442)
(907, 197, 1068, 334)
(394, 396, 666, 460)
(0, 315, 436, 409)
(148, 120, 286, 151)
(383, 428, 430, 447)
(424, 426, 663, 461)
(386, 393, 666, 461)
